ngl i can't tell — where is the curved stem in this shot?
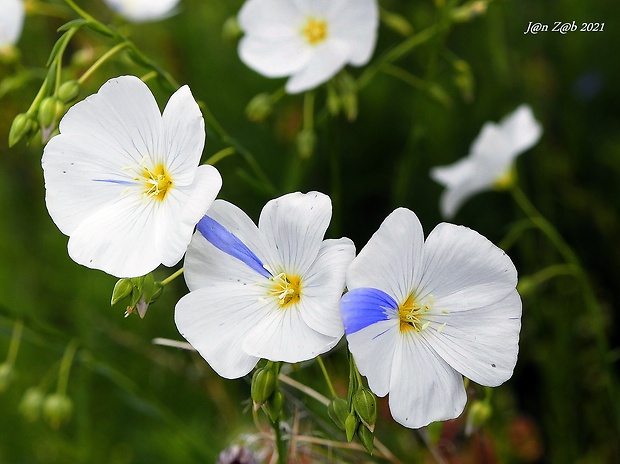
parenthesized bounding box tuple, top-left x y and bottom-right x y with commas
(78, 42, 130, 85)
(205, 147, 235, 166)
(159, 267, 184, 287)
(316, 356, 337, 399)
(56, 340, 78, 396)
(5, 320, 23, 366)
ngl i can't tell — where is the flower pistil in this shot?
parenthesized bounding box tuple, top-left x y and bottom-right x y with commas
(142, 164, 173, 201)
(399, 294, 432, 333)
(268, 272, 302, 307)
(302, 17, 328, 45)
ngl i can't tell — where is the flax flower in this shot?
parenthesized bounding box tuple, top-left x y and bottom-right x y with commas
(175, 192, 355, 379)
(42, 75, 221, 278)
(430, 105, 542, 219)
(103, 0, 180, 23)
(341, 208, 521, 429)
(237, 0, 379, 94)
(0, 0, 25, 48)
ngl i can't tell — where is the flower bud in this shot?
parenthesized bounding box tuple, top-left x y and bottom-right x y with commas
(465, 400, 492, 435)
(0, 363, 15, 392)
(453, 59, 474, 102)
(326, 84, 340, 116)
(8, 113, 33, 147)
(344, 412, 358, 443)
(43, 393, 73, 428)
(111, 278, 133, 305)
(222, 16, 242, 43)
(353, 387, 377, 431)
(266, 390, 284, 422)
(19, 387, 45, 422)
(451, 1, 488, 23)
(251, 368, 276, 408)
(38, 96, 63, 130)
(245, 93, 273, 122)
(57, 80, 80, 103)
(380, 9, 414, 36)
(357, 424, 375, 454)
(296, 128, 316, 159)
(327, 396, 349, 431)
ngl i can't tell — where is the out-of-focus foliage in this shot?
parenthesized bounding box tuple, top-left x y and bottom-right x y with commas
(1, 0, 619, 462)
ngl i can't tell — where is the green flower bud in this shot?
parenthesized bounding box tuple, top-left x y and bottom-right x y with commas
(38, 96, 63, 129)
(327, 396, 349, 431)
(465, 400, 492, 435)
(19, 387, 45, 422)
(357, 424, 375, 455)
(353, 387, 377, 431)
(453, 59, 474, 103)
(111, 278, 133, 305)
(326, 84, 340, 116)
(43, 393, 73, 429)
(246, 93, 273, 122)
(344, 412, 358, 443)
(57, 80, 80, 103)
(296, 128, 316, 159)
(251, 368, 276, 408)
(8, 113, 33, 147)
(266, 390, 284, 422)
(451, 1, 488, 23)
(222, 16, 242, 43)
(380, 9, 414, 37)
(0, 363, 15, 392)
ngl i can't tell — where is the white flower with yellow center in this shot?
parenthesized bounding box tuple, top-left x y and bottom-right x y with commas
(341, 208, 521, 429)
(103, 0, 180, 23)
(175, 192, 355, 379)
(42, 75, 222, 278)
(430, 105, 542, 219)
(237, 0, 379, 94)
(0, 0, 25, 48)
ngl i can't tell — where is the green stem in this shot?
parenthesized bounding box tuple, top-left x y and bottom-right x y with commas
(56, 340, 78, 396)
(272, 415, 287, 464)
(316, 356, 337, 399)
(159, 267, 184, 287)
(78, 42, 130, 85)
(5, 320, 23, 366)
(303, 91, 315, 131)
(64, 0, 98, 23)
(205, 147, 235, 166)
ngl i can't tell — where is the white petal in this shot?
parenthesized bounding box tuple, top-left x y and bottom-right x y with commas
(499, 104, 543, 155)
(243, 303, 339, 363)
(328, 0, 379, 65)
(388, 334, 467, 428)
(174, 284, 264, 379)
(258, 191, 331, 275)
(239, 36, 311, 78)
(299, 238, 355, 337)
(161, 85, 206, 185)
(423, 290, 521, 386)
(285, 41, 350, 93)
(418, 223, 517, 310)
(238, 0, 301, 39)
(0, 0, 24, 47)
(346, 319, 399, 397)
(347, 208, 425, 304)
(103, 0, 179, 22)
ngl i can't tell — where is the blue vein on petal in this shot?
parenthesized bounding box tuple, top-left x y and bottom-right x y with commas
(340, 287, 396, 335)
(92, 179, 135, 185)
(197, 215, 271, 279)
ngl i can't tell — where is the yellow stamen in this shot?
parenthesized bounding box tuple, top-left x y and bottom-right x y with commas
(142, 164, 173, 201)
(399, 294, 432, 333)
(267, 272, 302, 308)
(302, 17, 328, 45)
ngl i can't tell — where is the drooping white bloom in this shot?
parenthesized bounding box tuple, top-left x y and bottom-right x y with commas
(175, 192, 355, 379)
(340, 208, 521, 429)
(237, 0, 379, 94)
(42, 75, 222, 278)
(0, 0, 25, 48)
(430, 105, 542, 219)
(103, 0, 180, 23)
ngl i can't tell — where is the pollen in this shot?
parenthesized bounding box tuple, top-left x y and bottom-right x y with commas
(399, 293, 432, 333)
(302, 17, 328, 45)
(267, 272, 302, 308)
(142, 164, 173, 201)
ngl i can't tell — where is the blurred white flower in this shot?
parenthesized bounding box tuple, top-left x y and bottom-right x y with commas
(0, 0, 25, 48)
(341, 208, 521, 429)
(238, 0, 379, 94)
(430, 105, 542, 219)
(175, 192, 355, 379)
(103, 0, 180, 23)
(42, 75, 221, 278)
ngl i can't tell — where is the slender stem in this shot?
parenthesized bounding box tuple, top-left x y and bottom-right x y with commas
(279, 374, 330, 405)
(272, 416, 287, 464)
(316, 356, 337, 399)
(205, 147, 235, 166)
(56, 340, 78, 396)
(64, 0, 97, 23)
(159, 267, 184, 287)
(5, 320, 24, 366)
(303, 91, 315, 131)
(78, 42, 130, 85)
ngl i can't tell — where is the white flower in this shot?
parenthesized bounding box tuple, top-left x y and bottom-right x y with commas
(237, 0, 379, 94)
(175, 192, 355, 379)
(103, 0, 180, 23)
(340, 208, 521, 429)
(430, 105, 542, 219)
(0, 0, 25, 48)
(42, 75, 221, 278)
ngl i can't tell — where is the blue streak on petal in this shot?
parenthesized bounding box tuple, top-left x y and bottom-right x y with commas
(92, 179, 135, 185)
(341, 288, 397, 335)
(197, 215, 271, 279)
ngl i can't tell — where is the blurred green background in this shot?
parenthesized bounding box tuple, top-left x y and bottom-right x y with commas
(1, 0, 619, 462)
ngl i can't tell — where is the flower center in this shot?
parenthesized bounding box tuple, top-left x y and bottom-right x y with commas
(142, 164, 173, 201)
(302, 17, 328, 45)
(399, 293, 432, 333)
(267, 272, 302, 308)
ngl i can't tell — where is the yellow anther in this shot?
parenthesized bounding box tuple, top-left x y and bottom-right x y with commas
(302, 17, 328, 45)
(267, 272, 302, 308)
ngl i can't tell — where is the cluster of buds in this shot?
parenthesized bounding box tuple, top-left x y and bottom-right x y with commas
(250, 362, 283, 423)
(111, 273, 163, 318)
(328, 385, 378, 454)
